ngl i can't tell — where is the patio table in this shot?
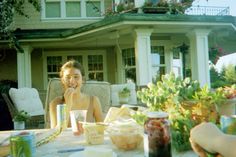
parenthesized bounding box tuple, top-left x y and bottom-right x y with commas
(0, 128, 198, 157)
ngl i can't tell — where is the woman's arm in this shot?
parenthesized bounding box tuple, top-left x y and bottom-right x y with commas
(93, 96, 104, 122)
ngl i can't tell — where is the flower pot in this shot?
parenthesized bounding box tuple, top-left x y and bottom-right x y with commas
(118, 93, 130, 104)
(216, 98, 236, 116)
(13, 121, 25, 130)
(142, 7, 169, 14)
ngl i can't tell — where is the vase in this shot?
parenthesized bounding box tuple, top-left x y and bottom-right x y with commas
(13, 121, 25, 130)
(118, 93, 130, 104)
(216, 98, 236, 116)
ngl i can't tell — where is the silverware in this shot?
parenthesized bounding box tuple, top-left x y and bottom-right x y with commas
(57, 147, 84, 153)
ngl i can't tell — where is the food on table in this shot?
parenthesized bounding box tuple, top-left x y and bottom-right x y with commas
(104, 107, 132, 123)
(83, 147, 113, 157)
(107, 118, 143, 150)
(144, 111, 171, 157)
(83, 123, 105, 145)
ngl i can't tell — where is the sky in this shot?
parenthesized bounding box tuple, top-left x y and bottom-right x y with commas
(193, 0, 236, 16)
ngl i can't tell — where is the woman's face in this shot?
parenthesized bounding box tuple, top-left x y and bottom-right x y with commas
(62, 67, 83, 89)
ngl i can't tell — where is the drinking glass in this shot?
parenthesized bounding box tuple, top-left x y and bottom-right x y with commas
(70, 110, 87, 136)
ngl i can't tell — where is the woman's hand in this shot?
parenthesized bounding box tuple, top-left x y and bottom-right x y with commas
(189, 139, 208, 157)
(190, 123, 224, 156)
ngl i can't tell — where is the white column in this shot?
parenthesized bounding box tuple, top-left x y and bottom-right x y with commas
(134, 28, 153, 86)
(17, 45, 33, 88)
(17, 52, 25, 88)
(187, 29, 211, 87)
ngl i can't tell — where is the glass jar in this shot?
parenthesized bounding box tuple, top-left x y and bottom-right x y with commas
(144, 111, 171, 157)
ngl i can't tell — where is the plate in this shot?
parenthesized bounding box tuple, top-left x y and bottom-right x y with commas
(69, 151, 117, 157)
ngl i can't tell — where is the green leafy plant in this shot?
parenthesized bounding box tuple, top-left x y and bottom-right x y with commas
(119, 87, 131, 97)
(142, 0, 193, 14)
(13, 110, 30, 122)
(213, 84, 236, 106)
(135, 72, 219, 152)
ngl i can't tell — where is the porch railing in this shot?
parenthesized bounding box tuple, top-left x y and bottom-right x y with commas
(185, 6, 230, 16)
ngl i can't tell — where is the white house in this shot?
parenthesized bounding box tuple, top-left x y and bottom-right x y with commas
(0, 0, 236, 94)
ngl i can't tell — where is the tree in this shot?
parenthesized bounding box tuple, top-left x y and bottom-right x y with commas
(0, 0, 40, 52)
(224, 64, 236, 84)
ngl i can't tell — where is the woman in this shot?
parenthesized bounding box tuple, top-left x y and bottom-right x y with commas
(49, 60, 103, 128)
(190, 122, 236, 157)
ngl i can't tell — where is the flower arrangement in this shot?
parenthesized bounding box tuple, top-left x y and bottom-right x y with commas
(213, 84, 236, 104)
(213, 84, 236, 116)
(13, 110, 30, 122)
(134, 73, 218, 151)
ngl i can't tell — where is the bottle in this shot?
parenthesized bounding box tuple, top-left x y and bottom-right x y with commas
(10, 132, 35, 157)
(144, 111, 172, 157)
(57, 104, 67, 130)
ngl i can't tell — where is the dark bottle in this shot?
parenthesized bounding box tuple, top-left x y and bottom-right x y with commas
(144, 111, 172, 157)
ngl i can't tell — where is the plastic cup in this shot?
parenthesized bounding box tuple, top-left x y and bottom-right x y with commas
(70, 110, 87, 136)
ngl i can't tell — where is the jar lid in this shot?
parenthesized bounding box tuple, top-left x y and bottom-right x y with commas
(146, 111, 168, 118)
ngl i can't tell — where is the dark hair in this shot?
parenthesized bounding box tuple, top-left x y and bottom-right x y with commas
(60, 60, 85, 78)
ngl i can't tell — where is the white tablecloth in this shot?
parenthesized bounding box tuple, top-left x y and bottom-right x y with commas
(34, 128, 197, 157)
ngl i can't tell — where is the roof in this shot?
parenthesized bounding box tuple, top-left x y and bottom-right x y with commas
(13, 13, 236, 40)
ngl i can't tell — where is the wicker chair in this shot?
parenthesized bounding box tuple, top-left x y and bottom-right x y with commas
(44, 78, 111, 128)
(1, 93, 18, 119)
(7, 88, 45, 129)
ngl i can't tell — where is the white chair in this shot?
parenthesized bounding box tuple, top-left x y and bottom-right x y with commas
(110, 82, 137, 106)
(9, 87, 45, 128)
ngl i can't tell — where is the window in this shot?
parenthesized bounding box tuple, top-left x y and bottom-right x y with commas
(47, 56, 62, 79)
(45, 2, 61, 18)
(44, 51, 106, 88)
(67, 55, 83, 63)
(172, 50, 182, 78)
(66, 1, 81, 17)
(151, 46, 165, 82)
(88, 55, 103, 81)
(122, 48, 136, 83)
(43, 0, 104, 19)
(86, 1, 101, 17)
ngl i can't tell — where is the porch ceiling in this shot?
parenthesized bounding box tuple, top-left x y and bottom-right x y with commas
(5, 14, 236, 49)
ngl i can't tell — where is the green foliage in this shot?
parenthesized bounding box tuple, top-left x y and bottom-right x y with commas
(224, 64, 236, 83)
(0, 0, 40, 52)
(136, 73, 204, 151)
(210, 64, 236, 88)
(143, 0, 193, 14)
(178, 78, 201, 101)
(119, 87, 130, 95)
(13, 110, 30, 122)
(136, 72, 222, 152)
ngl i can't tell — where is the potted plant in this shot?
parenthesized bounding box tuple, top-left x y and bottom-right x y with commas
(118, 87, 131, 104)
(134, 73, 218, 152)
(13, 110, 30, 130)
(214, 85, 236, 116)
